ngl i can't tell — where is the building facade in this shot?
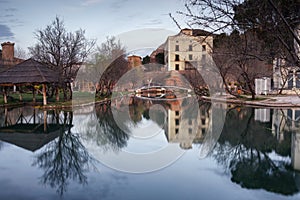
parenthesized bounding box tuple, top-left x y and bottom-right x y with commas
(272, 25, 300, 92)
(164, 28, 213, 71)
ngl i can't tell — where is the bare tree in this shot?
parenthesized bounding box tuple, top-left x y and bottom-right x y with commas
(213, 30, 272, 99)
(88, 36, 128, 97)
(29, 16, 96, 101)
(173, 0, 300, 98)
(176, 0, 299, 63)
(14, 46, 28, 59)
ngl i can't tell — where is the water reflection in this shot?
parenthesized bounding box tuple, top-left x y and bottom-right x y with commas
(0, 103, 300, 198)
(32, 112, 94, 196)
(0, 107, 93, 196)
(213, 106, 300, 195)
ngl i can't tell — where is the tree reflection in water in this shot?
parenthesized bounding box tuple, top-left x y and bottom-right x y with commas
(212, 106, 299, 195)
(82, 103, 130, 151)
(33, 111, 93, 196)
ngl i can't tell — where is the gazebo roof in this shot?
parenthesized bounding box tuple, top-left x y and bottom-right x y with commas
(0, 58, 58, 85)
(0, 124, 62, 152)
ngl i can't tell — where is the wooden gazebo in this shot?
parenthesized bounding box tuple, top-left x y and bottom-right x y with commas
(0, 58, 59, 105)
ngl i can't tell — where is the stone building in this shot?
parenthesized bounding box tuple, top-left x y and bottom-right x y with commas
(164, 28, 214, 71)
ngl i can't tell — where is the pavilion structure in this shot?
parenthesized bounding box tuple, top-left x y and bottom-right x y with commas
(0, 58, 59, 105)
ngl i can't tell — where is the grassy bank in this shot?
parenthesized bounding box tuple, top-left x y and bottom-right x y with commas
(0, 91, 110, 108)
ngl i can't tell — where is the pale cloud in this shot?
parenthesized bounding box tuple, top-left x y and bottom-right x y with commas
(81, 0, 105, 6)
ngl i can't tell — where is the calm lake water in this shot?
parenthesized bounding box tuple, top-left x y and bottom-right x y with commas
(0, 96, 300, 200)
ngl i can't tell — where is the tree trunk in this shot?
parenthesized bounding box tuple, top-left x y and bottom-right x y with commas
(67, 82, 72, 100)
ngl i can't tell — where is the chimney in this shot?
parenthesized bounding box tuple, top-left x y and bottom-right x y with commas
(1, 42, 15, 63)
(128, 55, 142, 67)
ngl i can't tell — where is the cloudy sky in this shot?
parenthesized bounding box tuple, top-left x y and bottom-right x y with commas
(0, 0, 189, 55)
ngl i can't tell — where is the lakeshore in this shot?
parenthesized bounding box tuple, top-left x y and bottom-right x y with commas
(202, 94, 300, 108)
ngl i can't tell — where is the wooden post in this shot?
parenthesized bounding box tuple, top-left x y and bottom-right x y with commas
(19, 92, 23, 101)
(4, 108, 8, 126)
(3, 87, 7, 104)
(33, 108, 36, 124)
(42, 84, 47, 106)
(55, 87, 59, 102)
(32, 85, 36, 103)
(43, 110, 47, 133)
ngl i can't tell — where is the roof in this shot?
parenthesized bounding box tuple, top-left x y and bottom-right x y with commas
(0, 58, 59, 85)
(180, 28, 213, 36)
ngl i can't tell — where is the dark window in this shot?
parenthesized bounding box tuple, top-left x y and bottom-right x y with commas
(297, 72, 300, 88)
(175, 128, 179, 134)
(175, 111, 180, 116)
(288, 72, 293, 89)
(202, 54, 206, 64)
(202, 45, 206, 51)
(189, 45, 193, 51)
(201, 118, 206, 125)
(188, 128, 192, 134)
(189, 54, 193, 60)
(175, 54, 180, 61)
(296, 110, 300, 120)
(175, 45, 179, 51)
(175, 119, 180, 125)
(288, 109, 292, 119)
(175, 64, 179, 70)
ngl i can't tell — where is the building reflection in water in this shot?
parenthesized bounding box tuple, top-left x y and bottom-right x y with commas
(111, 95, 225, 153)
(270, 108, 300, 171)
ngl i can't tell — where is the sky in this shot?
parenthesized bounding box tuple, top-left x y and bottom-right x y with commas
(0, 0, 189, 56)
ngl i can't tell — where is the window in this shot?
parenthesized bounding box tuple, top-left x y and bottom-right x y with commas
(175, 45, 179, 51)
(201, 119, 206, 125)
(202, 54, 206, 63)
(202, 45, 206, 51)
(175, 111, 180, 116)
(175, 64, 179, 70)
(189, 44, 193, 51)
(189, 54, 193, 60)
(175, 128, 179, 134)
(175, 119, 180, 125)
(175, 54, 180, 61)
(188, 128, 192, 134)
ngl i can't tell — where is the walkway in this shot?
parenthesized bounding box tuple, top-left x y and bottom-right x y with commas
(203, 95, 300, 108)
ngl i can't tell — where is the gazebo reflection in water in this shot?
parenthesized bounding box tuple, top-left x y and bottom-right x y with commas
(0, 106, 73, 152)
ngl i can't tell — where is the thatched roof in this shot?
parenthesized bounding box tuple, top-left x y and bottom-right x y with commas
(0, 58, 58, 85)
